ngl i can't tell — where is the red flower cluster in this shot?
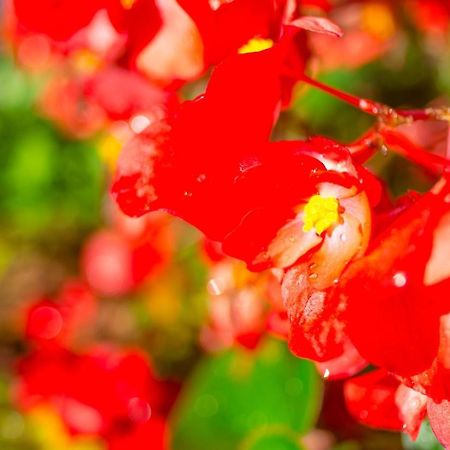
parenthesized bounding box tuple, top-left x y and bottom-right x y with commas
(16, 346, 172, 450)
(82, 207, 173, 297)
(3, 0, 450, 447)
(108, 4, 450, 446)
(16, 282, 177, 450)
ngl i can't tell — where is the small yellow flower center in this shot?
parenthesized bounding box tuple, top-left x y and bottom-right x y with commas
(238, 37, 274, 54)
(302, 195, 340, 235)
(121, 0, 136, 9)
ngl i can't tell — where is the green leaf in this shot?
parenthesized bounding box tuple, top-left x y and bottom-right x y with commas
(171, 338, 322, 450)
(240, 426, 306, 450)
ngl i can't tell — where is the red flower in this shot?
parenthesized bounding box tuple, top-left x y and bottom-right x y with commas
(112, 29, 372, 364)
(82, 67, 177, 122)
(341, 177, 450, 377)
(82, 211, 173, 296)
(23, 281, 96, 347)
(112, 33, 364, 268)
(16, 345, 175, 449)
(200, 257, 284, 351)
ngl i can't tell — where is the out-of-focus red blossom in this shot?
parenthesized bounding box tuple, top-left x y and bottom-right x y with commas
(340, 176, 450, 377)
(10, 0, 161, 58)
(82, 67, 177, 121)
(39, 66, 176, 138)
(39, 75, 106, 138)
(308, 0, 397, 70)
(82, 211, 173, 297)
(24, 281, 96, 347)
(408, 0, 450, 36)
(200, 256, 286, 351)
(15, 346, 176, 449)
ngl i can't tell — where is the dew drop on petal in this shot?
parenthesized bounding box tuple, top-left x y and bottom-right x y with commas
(183, 191, 193, 198)
(393, 271, 407, 287)
(196, 173, 207, 183)
(309, 273, 319, 280)
(323, 368, 330, 379)
(445, 193, 450, 203)
(128, 397, 152, 424)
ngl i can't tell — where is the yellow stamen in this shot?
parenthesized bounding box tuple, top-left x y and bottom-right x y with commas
(238, 37, 274, 54)
(121, 0, 136, 10)
(302, 195, 340, 235)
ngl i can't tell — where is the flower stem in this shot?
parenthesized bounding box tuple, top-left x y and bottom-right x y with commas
(301, 75, 450, 124)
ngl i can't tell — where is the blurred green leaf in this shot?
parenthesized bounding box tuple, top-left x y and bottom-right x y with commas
(240, 426, 305, 450)
(171, 338, 322, 450)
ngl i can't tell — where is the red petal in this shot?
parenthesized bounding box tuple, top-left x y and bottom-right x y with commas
(291, 16, 342, 37)
(343, 184, 450, 376)
(13, 0, 105, 41)
(344, 370, 403, 431)
(395, 385, 427, 440)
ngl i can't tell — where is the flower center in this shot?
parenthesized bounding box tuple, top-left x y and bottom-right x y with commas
(238, 37, 274, 54)
(302, 195, 340, 235)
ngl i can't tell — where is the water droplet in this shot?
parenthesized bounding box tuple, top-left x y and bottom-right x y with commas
(128, 397, 151, 424)
(308, 263, 317, 270)
(393, 271, 407, 287)
(445, 193, 450, 203)
(359, 99, 369, 110)
(308, 273, 318, 280)
(339, 233, 347, 242)
(183, 191, 192, 198)
(196, 173, 207, 183)
(380, 145, 388, 156)
(333, 278, 339, 285)
(323, 368, 330, 379)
